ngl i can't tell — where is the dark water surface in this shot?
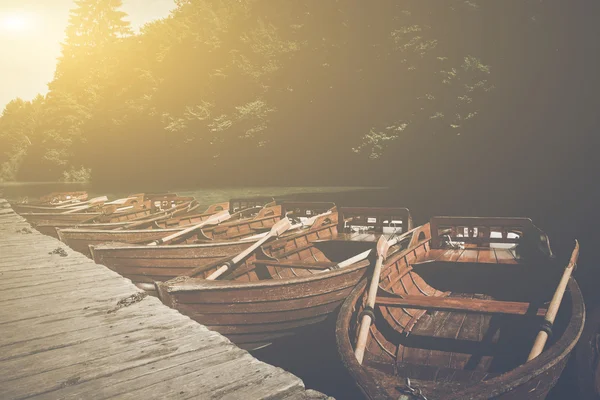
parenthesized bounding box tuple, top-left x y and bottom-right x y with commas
(1, 184, 594, 399)
(255, 188, 593, 400)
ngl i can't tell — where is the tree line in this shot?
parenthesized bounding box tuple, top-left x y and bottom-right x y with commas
(0, 0, 547, 189)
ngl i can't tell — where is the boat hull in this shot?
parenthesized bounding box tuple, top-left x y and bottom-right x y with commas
(56, 208, 218, 256)
(91, 241, 257, 296)
(21, 212, 102, 226)
(12, 204, 82, 214)
(336, 277, 585, 400)
(36, 222, 136, 239)
(58, 228, 184, 257)
(26, 207, 154, 235)
(156, 262, 370, 351)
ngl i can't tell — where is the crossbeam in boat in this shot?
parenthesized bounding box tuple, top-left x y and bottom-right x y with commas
(376, 295, 547, 316)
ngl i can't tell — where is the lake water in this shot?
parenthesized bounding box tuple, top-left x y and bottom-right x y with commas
(0, 183, 382, 208)
(0, 182, 587, 399)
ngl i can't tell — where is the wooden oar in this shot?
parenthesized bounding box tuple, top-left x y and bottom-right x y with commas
(60, 197, 108, 214)
(328, 226, 418, 273)
(147, 210, 231, 246)
(527, 240, 580, 361)
(354, 235, 393, 364)
(206, 217, 293, 280)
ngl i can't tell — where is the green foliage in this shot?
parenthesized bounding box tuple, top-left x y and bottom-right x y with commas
(62, 166, 92, 183)
(0, 0, 545, 185)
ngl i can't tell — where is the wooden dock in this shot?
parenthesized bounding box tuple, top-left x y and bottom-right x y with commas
(0, 199, 331, 400)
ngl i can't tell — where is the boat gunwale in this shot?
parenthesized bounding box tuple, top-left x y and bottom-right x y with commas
(336, 271, 585, 400)
(89, 236, 264, 251)
(159, 258, 372, 293)
(58, 227, 186, 235)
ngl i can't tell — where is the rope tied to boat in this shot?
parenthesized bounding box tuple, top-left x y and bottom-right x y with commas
(398, 377, 428, 400)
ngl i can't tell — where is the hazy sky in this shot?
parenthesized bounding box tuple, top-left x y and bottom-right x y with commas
(0, 0, 175, 109)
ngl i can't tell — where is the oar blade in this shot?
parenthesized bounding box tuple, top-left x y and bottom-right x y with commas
(271, 217, 292, 236)
(376, 235, 390, 258)
(206, 210, 231, 225)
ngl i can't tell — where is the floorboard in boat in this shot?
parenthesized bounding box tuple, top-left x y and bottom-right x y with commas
(0, 199, 331, 400)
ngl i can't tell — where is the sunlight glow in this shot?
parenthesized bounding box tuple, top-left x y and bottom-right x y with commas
(0, 13, 32, 33)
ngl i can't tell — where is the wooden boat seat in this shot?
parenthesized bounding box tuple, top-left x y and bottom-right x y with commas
(373, 248, 547, 376)
(376, 294, 547, 317)
(415, 248, 520, 264)
(377, 290, 546, 374)
(248, 259, 337, 270)
(325, 232, 384, 243)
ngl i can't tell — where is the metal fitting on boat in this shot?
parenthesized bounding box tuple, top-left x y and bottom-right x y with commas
(359, 305, 376, 323)
(540, 320, 554, 337)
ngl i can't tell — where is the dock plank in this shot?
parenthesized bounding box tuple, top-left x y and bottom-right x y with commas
(0, 199, 330, 400)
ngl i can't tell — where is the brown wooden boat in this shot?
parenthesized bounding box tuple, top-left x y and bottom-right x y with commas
(12, 194, 106, 214)
(57, 199, 271, 255)
(155, 207, 413, 351)
(57, 201, 230, 256)
(576, 306, 600, 400)
(12, 203, 92, 214)
(26, 196, 201, 238)
(11, 191, 88, 206)
(38, 191, 89, 204)
(336, 216, 585, 400)
(89, 203, 336, 293)
(13, 192, 154, 214)
(11, 191, 88, 212)
(20, 210, 106, 226)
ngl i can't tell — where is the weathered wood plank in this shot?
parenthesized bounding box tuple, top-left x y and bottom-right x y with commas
(0, 199, 323, 400)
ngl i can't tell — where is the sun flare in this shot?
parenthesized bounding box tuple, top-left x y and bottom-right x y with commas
(0, 13, 32, 33)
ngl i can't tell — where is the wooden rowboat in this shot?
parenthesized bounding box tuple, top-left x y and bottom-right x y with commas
(20, 211, 105, 226)
(336, 217, 585, 400)
(12, 203, 92, 214)
(38, 191, 89, 204)
(89, 203, 336, 292)
(12, 191, 88, 206)
(13, 192, 149, 214)
(20, 200, 151, 225)
(11, 191, 89, 212)
(27, 197, 201, 238)
(59, 201, 270, 256)
(57, 201, 230, 256)
(155, 207, 413, 351)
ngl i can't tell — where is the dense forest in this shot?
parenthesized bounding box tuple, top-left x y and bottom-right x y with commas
(0, 1, 594, 193)
(0, 0, 534, 186)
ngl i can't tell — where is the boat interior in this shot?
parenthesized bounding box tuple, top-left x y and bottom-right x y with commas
(210, 207, 415, 282)
(353, 217, 574, 399)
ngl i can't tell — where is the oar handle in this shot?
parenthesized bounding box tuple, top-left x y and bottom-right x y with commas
(205, 232, 274, 280)
(206, 217, 292, 280)
(527, 240, 579, 361)
(354, 235, 393, 364)
(354, 254, 385, 364)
